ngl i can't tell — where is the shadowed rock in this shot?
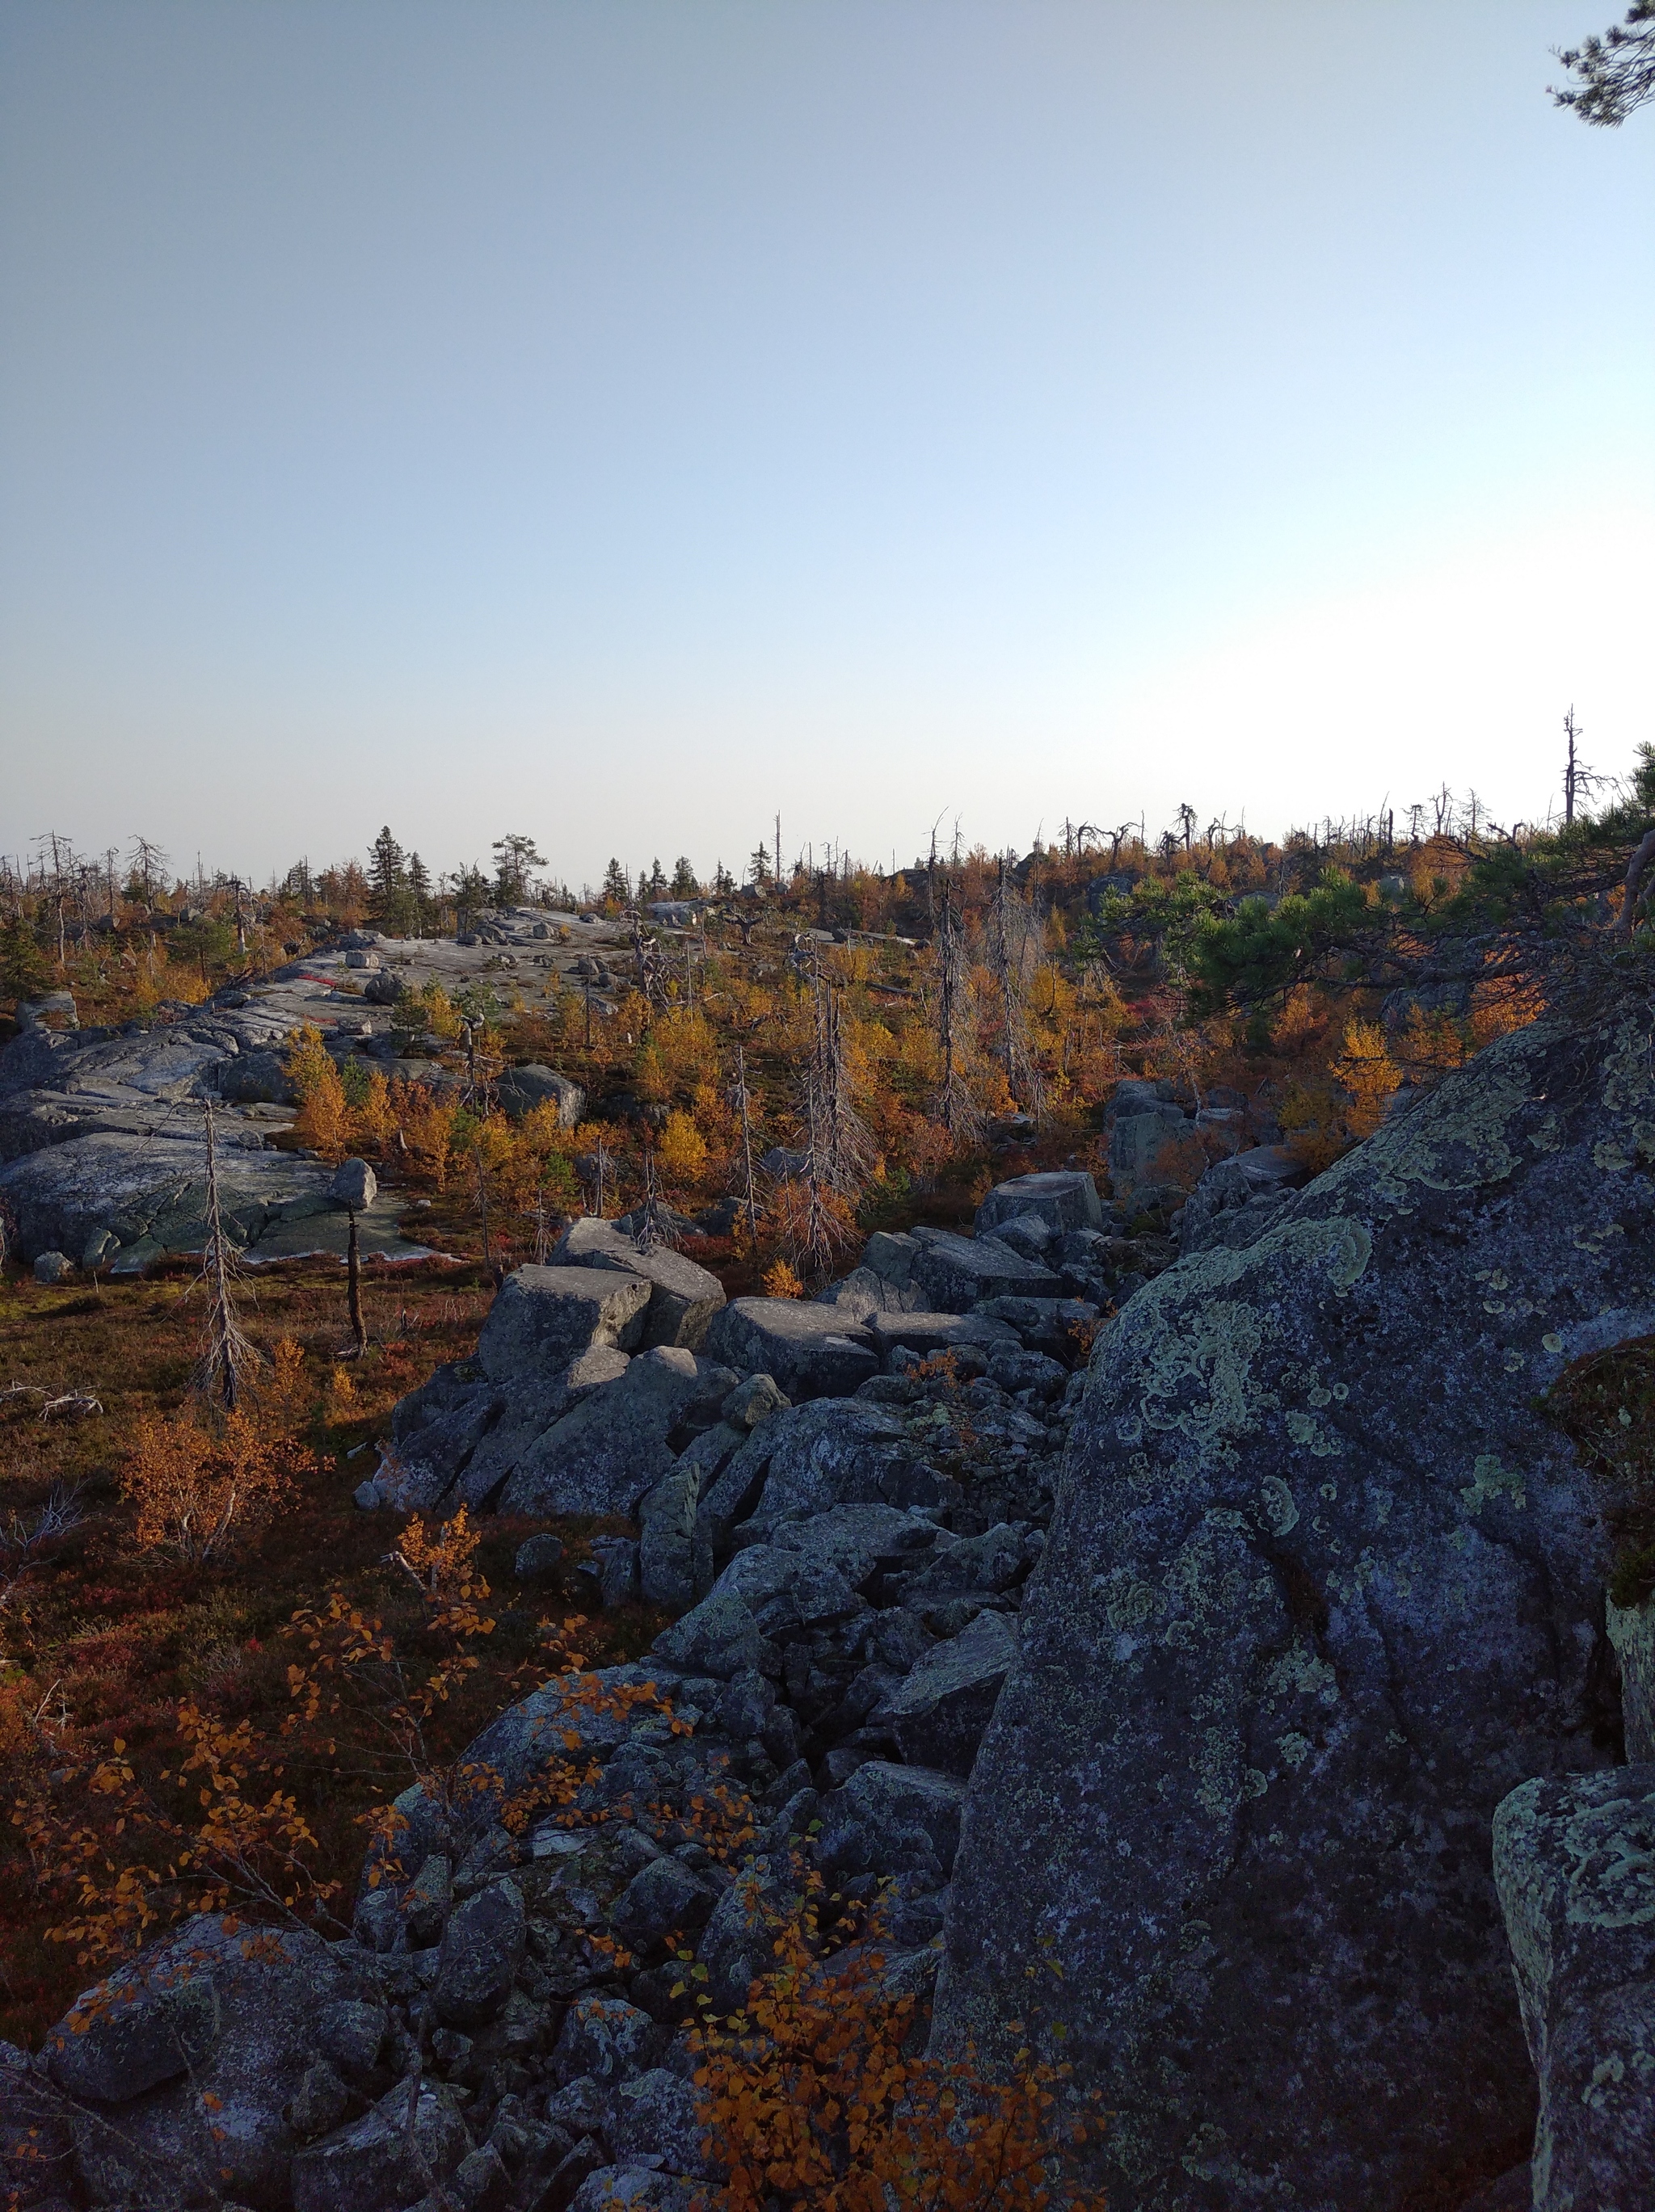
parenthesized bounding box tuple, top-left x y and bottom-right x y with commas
(934, 1011, 1655, 2210)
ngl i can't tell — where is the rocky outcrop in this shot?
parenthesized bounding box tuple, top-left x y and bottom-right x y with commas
(933, 1011, 1655, 2210)
(1494, 1766, 1655, 2212)
(32, 1245, 1109, 2210)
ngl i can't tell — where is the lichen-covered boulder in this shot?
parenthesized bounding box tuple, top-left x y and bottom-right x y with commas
(934, 1011, 1655, 2211)
(1494, 1765, 1655, 2212)
(49, 1916, 366, 2209)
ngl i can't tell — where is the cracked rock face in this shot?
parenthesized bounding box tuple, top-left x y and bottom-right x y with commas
(934, 1011, 1655, 2211)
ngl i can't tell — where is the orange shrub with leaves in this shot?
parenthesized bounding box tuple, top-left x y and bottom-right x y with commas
(283, 1024, 349, 1162)
(659, 1108, 710, 1194)
(1330, 1018, 1402, 1142)
(392, 1078, 459, 1187)
(681, 1861, 1105, 2212)
(120, 1410, 312, 1565)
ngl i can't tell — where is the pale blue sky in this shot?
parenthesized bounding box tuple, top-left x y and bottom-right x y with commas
(2, 1, 1651, 889)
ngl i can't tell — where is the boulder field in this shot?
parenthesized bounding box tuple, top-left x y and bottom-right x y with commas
(8, 1009, 1655, 2210)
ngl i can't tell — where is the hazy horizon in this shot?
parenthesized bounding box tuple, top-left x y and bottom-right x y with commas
(3, 1, 1652, 885)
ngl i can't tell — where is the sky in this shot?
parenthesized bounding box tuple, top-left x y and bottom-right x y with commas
(1, 0, 1651, 893)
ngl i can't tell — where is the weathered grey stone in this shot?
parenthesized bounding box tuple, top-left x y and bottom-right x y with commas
(31, 1250, 72, 1285)
(513, 1531, 566, 1583)
(1495, 1765, 1655, 2212)
(672, 1418, 746, 1492)
(610, 2067, 714, 2179)
(722, 1372, 790, 1428)
(896, 1524, 1025, 1606)
(328, 1156, 377, 1210)
(705, 1545, 861, 1638)
(1178, 1143, 1312, 1255)
(47, 1958, 220, 2102)
(552, 1995, 665, 2087)
(612, 1856, 716, 1952)
(590, 1534, 641, 1608)
(638, 1463, 710, 1609)
(432, 1877, 525, 2026)
(569, 2168, 694, 2212)
(291, 2077, 470, 2212)
(936, 1012, 1655, 2210)
(865, 1310, 1017, 1366)
(288, 2057, 351, 2141)
(550, 1217, 726, 1349)
(401, 1849, 453, 1947)
(974, 1170, 1102, 1238)
(819, 1761, 966, 1879)
(908, 1228, 1065, 1312)
(862, 1229, 920, 1289)
(651, 1592, 777, 1680)
(217, 1047, 296, 1104)
(314, 1996, 386, 2081)
(769, 1503, 943, 1591)
(1609, 1593, 1655, 1761)
(476, 1265, 652, 1384)
(377, 1362, 503, 1511)
(55, 1916, 360, 2209)
(456, 1667, 676, 1837)
(1107, 1103, 1193, 1201)
(739, 1398, 947, 1533)
(701, 1297, 878, 1399)
(814, 1264, 920, 1321)
(495, 1063, 586, 1125)
(988, 1211, 1055, 1260)
(885, 1609, 1019, 1777)
(498, 1347, 710, 1517)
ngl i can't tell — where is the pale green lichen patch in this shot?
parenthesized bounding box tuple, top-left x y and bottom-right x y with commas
(1461, 1454, 1527, 1513)
(1139, 1297, 1270, 1453)
(1285, 1409, 1344, 1457)
(1258, 1475, 1299, 1535)
(1561, 1789, 1655, 1932)
(1194, 1724, 1243, 1821)
(1599, 1016, 1655, 1120)
(1264, 1639, 1340, 1708)
(1277, 1730, 1313, 1768)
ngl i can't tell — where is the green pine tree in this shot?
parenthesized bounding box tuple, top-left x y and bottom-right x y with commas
(1, 915, 51, 1002)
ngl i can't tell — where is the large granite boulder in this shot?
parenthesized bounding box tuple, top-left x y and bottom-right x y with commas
(974, 1170, 1103, 1238)
(907, 1227, 1065, 1310)
(495, 1062, 585, 1125)
(701, 1297, 878, 1399)
(497, 1346, 720, 1517)
(1108, 1101, 1194, 1202)
(550, 1217, 726, 1350)
(46, 1915, 366, 2209)
(1494, 1765, 1655, 2212)
(934, 1011, 1655, 2210)
(477, 1264, 653, 1381)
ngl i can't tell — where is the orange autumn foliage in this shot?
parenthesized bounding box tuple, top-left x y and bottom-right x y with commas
(683, 1862, 1105, 2212)
(119, 1410, 312, 1566)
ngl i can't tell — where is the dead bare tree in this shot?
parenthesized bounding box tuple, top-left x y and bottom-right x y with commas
(196, 1100, 257, 1412)
(731, 1037, 760, 1251)
(933, 877, 982, 1144)
(987, 856, 1047, 1121)
(794, 961, 874, 1279)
